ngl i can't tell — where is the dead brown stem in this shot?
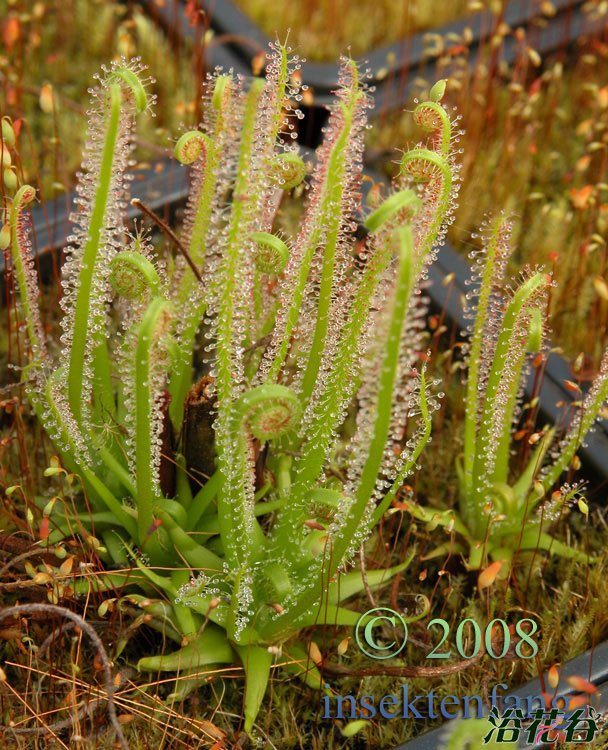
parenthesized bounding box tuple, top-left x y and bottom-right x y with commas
(321, 651, 484, 678)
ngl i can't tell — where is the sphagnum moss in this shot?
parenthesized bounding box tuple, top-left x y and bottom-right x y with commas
(6, 43, 608, 738)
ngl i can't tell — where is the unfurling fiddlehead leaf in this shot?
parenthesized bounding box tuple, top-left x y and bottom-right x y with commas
(109, 251, 161, 299)
(272, 151, 307, 190)
(401, 147, 450, 184)
(236, 384, 301, 442)
(364, 189, 421, 233)
(174, 130, 214, 166)
(412, 100, 451, 154)
(251, 232, 290, 274)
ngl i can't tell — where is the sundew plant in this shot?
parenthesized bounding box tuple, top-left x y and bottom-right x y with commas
(458, 217, 608, 569)
(8, 49, 457, 729)
(405, 215, 608, 570)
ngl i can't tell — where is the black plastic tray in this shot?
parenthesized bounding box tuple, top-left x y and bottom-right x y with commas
(136, 0, 248, 76)
(373, 0, 604, 117)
